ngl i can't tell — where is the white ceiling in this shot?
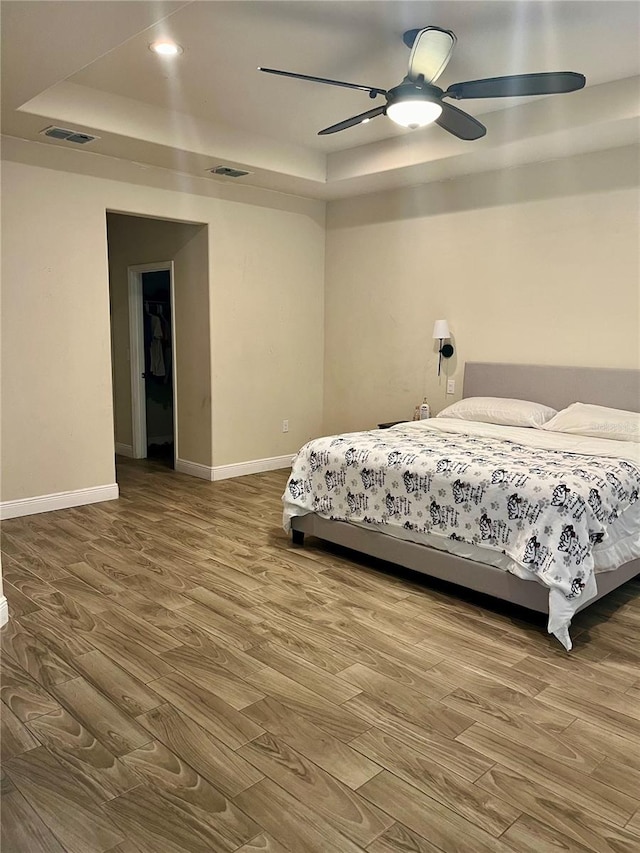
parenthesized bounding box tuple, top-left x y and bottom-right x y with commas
(2, 0, 639, 199)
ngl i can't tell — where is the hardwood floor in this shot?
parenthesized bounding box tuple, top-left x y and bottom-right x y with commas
(1, 457, 640, 853)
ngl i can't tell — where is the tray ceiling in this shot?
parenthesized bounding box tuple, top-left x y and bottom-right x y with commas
(2, 0, 639, 198)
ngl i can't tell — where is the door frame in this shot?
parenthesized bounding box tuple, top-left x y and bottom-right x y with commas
(127, 261, 177, 460)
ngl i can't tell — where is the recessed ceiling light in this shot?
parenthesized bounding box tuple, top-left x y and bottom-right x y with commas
(149, 40, 183, 56)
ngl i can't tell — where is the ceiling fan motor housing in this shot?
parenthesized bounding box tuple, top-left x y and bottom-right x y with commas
(387, 82, 443, 105)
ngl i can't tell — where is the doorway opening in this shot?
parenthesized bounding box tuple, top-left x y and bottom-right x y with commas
(106, 211, 211, 483)
(129, 263, 176, 467)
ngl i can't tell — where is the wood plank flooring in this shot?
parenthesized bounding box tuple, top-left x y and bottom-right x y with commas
(1, 457, 640, 853)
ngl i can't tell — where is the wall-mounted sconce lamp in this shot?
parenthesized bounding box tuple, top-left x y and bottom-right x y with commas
(433, 319, 454, 376)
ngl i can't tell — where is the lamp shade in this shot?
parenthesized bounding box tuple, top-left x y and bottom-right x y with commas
(433, 319, 450, 339)
(386, 99, 442, 129)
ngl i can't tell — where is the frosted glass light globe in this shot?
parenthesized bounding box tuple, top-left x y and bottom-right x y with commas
(387, 99, 442, 129)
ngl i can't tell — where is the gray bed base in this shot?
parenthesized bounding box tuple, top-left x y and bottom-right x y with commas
(290, 362, 640, 616)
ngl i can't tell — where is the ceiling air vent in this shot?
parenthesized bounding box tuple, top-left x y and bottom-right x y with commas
(40, 126, 99, 145)
(210, 166, 251, 178)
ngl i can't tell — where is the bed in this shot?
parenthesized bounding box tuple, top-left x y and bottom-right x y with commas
(284, 363, 640, 649)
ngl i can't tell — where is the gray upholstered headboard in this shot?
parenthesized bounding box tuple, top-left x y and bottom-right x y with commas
(463, 362, 640, 412)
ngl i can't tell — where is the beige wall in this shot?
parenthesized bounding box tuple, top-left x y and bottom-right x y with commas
(1, 140, 325, 501)
(208, 196, 325, 465)
(106, 214, 211, 464)
(2, 136, 638, 506)
(324, 145, 640, 434)
(1, 160, 116, 500)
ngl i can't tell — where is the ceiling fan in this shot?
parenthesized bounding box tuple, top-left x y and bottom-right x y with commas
(259, 26, 586, 139)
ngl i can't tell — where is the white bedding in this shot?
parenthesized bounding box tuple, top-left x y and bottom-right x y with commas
(391, 420, 640, 572)
(283, 419, 640, 650)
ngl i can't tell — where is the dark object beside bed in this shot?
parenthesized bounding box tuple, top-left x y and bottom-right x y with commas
(290, 362, 640, 615)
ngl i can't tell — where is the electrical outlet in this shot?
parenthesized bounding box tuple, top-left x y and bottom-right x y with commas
(282, 419, 289, 433)
(447, 379, 456, 395)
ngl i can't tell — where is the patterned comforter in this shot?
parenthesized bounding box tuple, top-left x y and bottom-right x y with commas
(283, 420, 640, 649)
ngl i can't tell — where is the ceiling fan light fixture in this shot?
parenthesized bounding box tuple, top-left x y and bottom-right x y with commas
(387, 98, 442, 129)
(260, 26, 584, 139)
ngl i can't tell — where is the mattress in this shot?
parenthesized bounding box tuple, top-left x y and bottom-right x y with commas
(283, 419, 640, 650)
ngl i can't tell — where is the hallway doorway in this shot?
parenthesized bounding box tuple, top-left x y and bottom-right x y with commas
(106, 211, 211, 481)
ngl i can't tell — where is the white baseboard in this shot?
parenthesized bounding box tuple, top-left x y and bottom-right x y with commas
(175, 458, 214, 480)
(115, 442, 134, 458)
(0, 483, 119, 520)
(175, 454, 293, 483)
(213, 454, 294, 481)
(0, 596, 8, 628)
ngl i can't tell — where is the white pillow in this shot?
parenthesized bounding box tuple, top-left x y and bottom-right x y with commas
(540, 402, 640, 442)
(436, 396, 557, 428)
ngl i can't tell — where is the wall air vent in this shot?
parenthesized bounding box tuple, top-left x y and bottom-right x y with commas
(210, 166, 251, 178)
(40, 126, 99, 144)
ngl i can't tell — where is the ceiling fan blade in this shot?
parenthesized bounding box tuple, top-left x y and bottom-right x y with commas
(408, 27, 456, 84)
(436, 102, 486, 140)
(258, 67, 387, 97)
(318, 105, 386, 135)
(445, 71, 586, 100)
